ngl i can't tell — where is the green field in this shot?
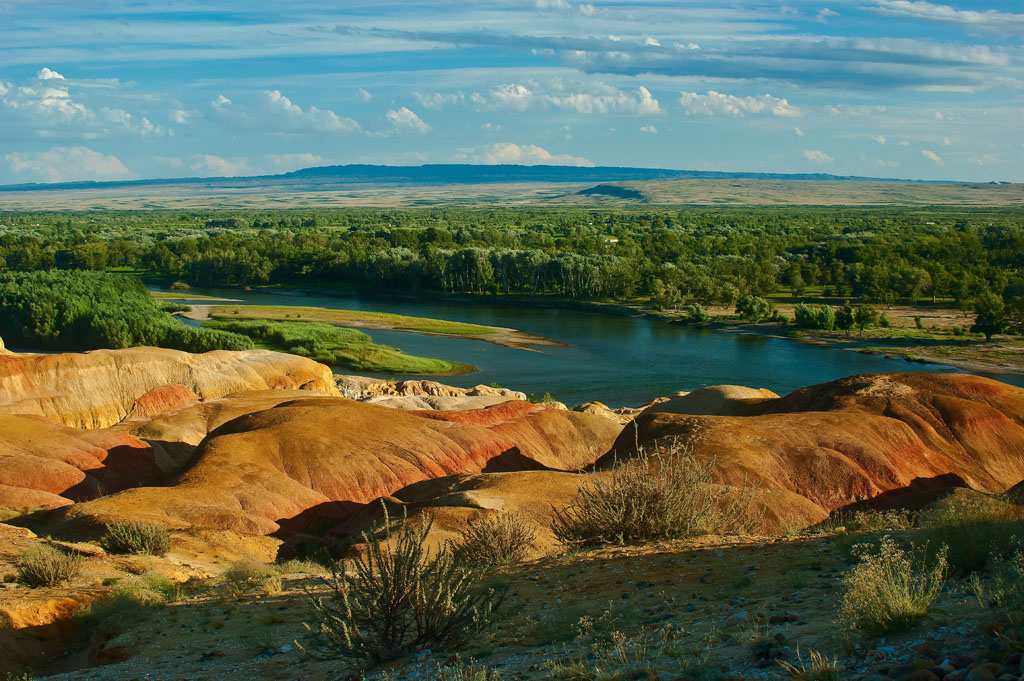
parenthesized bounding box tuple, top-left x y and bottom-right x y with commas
(203, 318, 475, 375)
(207, 305, 497, 337)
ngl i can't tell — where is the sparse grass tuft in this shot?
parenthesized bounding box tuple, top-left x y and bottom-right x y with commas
(778, 648, 844, 681)
(100, 521, 171, 556)
(969, 550, 1024, 608)
(16, 544, 83, 587)
(551, 441, 758, 547)
(840, 537, 947, 636)
(300, 506, 505, 665)
(450, 511, 537, 567)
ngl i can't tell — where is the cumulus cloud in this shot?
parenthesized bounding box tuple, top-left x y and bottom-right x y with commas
(679, 91, 803, 117)
(870, 135, 887, 144)
(169, 109, 192, 125)
(816, 8, 838, 22)
(804, 149, 834, 164)
(457, 143, 594, 167)
(639, 125, 657, 134)
(261, 90, 361, 134)
(4, 146, 135, 182)
(357, 88, 372, 102)
(968, 153, 999, 166)
(872, 1, 1024, 35)
(265, 153, 324, 171)
(0, 68, 167, 138)
(794, 127, 804, 137)
(471, 81, 660, 115)
(386, 106, 431, 133)
(921, 149, 944, 165)
(190, 154, 252, 176)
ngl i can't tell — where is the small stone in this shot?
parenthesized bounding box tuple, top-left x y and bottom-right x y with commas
(945, 672, 968, 681)
(951, 656, 974, 670)
(910, 671, 939, 681)
(967, 667, 995, 681)
(278, 644, 293, 654)
(770, 614, 798, 624)
(890, 664, 917, 681)
(930, 666, 955, 680)
(725, 610, 749, 628)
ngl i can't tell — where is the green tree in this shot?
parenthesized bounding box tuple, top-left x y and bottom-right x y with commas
(835, 302, 855, 335)
(854, 305, 879, 337)
(735, 294, 773, 322)
(971, 292, 1007, 341)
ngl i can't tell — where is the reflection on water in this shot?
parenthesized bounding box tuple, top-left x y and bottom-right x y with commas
(164, 286, 1024, 408)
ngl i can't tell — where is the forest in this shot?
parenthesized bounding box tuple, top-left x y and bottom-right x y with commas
(0, 206, 1022, 334)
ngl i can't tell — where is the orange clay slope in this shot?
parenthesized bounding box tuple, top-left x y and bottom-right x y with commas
(603, 372, 1024, 514)
(67, 398, 623, 536)
(0, 347, 338, 429)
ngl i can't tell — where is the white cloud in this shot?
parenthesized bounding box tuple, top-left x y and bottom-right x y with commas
(169, 109, 192, 125)
(357, 88, 372, 102)
(457, 143, 594, 167)
(37, 67, 65, 81)
(941, 136, 951, 146)
(4, 146, 135, 182)
(872, 1, 1024, 35)
(386, 106, 431, 133)
(679, 91, 803, 117)
(870, 135, 887, 145)
(639, 125, 657, 134)
(100, 107, 166, 136)
(578, 3, 596, 15)
(190, 154, 252, 176)
(794, 127, 804, 137)
(415, 91, 466, 110)
(644, 37, 660, 47)
(897, 140, 911, 146)
(816, 8, 838, 22)
(261, 90, 360, 134)
(921, 149, 945, 165)
(265, 153, 324, 171)
(473, 81, 661, 115)
(804, 149, 834, 164)
(968, 154, 999, 166)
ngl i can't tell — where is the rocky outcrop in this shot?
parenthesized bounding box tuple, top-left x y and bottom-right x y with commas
(0, 414, 156, 510)
(335, 375, 526, 402)
(640, 385, 780, 417)
(0, 347, 338, 429)
(68, 398, 623, 537)
(606, 372, 1024, 515)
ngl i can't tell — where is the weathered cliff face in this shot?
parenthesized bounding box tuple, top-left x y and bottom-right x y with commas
(0, 414, 157, 511)
(334, 375, 527, 402)
(0, 347, 338, 429)
(606, 372, 1024, 515)
(68, 398, 623, 537)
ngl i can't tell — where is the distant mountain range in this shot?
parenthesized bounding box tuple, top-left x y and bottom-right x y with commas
(0, 163, 953, 193)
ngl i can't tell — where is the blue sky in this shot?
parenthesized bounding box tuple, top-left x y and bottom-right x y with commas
(1, 0, 1021, 184)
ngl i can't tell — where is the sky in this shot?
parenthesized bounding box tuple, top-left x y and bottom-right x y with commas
(0, 0, 1022, 185)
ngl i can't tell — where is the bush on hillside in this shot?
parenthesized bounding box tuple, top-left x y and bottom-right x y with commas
(17, 544, 83, 587)
(914, 493, 1024, 574)
(551, 442, 758, 547)
(100, 521, 171, 557)
(301, 507, 505, 664)
(449, 511, 537, 567)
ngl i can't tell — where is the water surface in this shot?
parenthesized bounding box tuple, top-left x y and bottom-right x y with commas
(163, 286, 1024, 407)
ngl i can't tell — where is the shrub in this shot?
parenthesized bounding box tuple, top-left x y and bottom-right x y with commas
(300, 507, 505, 664)
(450, 511, 537, 567)
(840, 537, 947, 636)
(16, 544, 83, 587)
(100, 521, 171, 556)
(778, 648, 843, 681)
(969, 551, 1024, 608)
(914, 493, 1024, 574)
(551, 442, 758, 547)
(684, 303, 711, 323)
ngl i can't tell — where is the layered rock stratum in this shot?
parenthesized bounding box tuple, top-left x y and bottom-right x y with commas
(0, 347, 338, 429)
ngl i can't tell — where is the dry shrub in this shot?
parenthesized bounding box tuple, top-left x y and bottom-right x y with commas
(551, 442, 758, 547)
(223, 559, 281, 597)
(17, 544, 83, 587)
(915, 493, 1024, 575)
(778, 648, 844, 681)
(301, 506, 505, 665)
(840, 537, 947, 636)
(100, 521, 171, 556)
(450, 511, 537, 567)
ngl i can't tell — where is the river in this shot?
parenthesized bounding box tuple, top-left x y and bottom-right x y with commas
(160, 286, 1024, 408)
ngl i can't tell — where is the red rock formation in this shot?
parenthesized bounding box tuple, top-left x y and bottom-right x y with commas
(0, 414, 157, 510)
(69, 398, 623, 536)
(0, 347, 338, 429)
(605, 372, 1024, 514)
